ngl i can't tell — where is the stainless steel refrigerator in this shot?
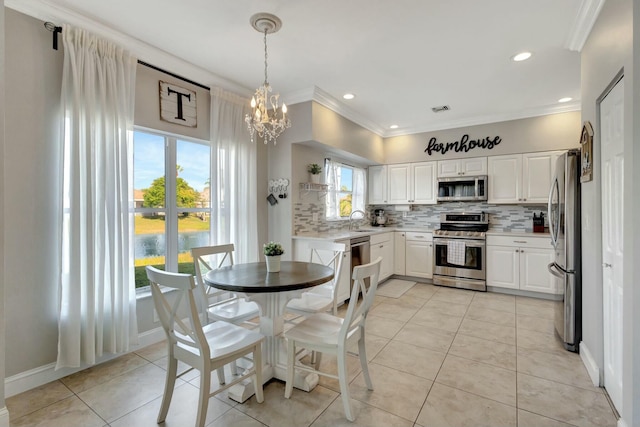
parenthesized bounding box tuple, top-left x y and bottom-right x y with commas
(548, 149, 581, 352)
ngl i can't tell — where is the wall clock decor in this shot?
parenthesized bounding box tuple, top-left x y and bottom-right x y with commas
(159, 81, 197, 127)
(580, 121, 594, 183)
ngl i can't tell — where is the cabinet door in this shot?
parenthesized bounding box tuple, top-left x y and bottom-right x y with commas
(488, 154, 522, 204)
(411, 161, 437, 204)
(374, 241, 394, 281)
(520, 247, 557, 293)
(370, 243, 384, 278)
(405, 240, 431, 278)
(394, 232, 406, 275)
(522, 151, 564, 204)
(486, 245, 519, 289)
(437, 159, 461, 177)
(387, 163, 411, 204)
(337, 250, 351, 303)
(368, 165, 388, 204)
(461, 157, 488, 175)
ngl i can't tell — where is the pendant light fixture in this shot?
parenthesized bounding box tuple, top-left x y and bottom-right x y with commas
(245, 13, 291, 144)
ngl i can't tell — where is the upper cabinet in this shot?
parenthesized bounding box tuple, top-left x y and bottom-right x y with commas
(437, 157, 488, 178)
(488, 151, 564, 204)
(368, 165, 388, 204)
(387, 161, 437, 204)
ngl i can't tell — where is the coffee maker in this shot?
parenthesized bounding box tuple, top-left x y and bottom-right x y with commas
(372, 209, 387, 226)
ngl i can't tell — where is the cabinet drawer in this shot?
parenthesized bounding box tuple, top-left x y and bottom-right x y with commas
(487, 235, 551, 249)
(405, 231, 432, 242)
(370, 232, 392, 245)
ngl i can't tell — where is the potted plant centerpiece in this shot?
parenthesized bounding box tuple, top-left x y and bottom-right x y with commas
(307, 163, 322, 184)
(263, 241, 284, 273)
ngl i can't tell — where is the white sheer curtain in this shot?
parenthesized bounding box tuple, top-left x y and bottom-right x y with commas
(325, 158, 366, 219)
(210, 88, 259, 263)
(56, 25, 138, 369)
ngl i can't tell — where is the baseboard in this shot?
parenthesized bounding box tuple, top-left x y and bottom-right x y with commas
(0, 407, 9, 427)
(4, 327, 165, 398)
(579, 341, 602, 387)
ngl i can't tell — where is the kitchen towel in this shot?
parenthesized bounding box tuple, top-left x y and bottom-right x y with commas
(447, 241, 466, 266)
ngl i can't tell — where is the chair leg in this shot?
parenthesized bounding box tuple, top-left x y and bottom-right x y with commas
(253, 343, 264, 403)
(337, 349, 355, 422)
(195, 368, 210, 427)
(358, 333, 374, 390)
(311, 350, 323, 371)
(230, 361, 238, 376)
(284, 338, 295, 399)
(216, 367, 226, 385)
(157, 355, 178, 423)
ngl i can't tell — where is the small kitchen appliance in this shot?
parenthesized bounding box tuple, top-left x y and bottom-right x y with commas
(372, 209, 387, 226)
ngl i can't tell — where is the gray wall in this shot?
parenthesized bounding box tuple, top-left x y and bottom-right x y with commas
(1, 0, 6, 417)
(384, 111, 581, 164)
(580, 0, 638, 424)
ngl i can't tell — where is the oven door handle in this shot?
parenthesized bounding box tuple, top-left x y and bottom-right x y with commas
(434, 239, 485, 248)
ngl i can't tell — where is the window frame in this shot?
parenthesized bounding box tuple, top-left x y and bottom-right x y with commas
(324, 159, 366, 221)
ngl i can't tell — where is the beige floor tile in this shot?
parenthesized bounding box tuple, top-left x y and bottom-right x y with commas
(372, 340, 446, 380)
(109, 381, 234, 427)
(207, 407, 267, 427)
(431, 288, 474, 305)
(153, 355, 201, 382)
(408, 307, 463, 333)
(134, 340, 167, 362)
(404, 283, 438, 300)
(473, 291, 516, 303)
(448, 334, 516, 370)
(517, 347, 597, 391)
(458, 317, 516, 345)
(9, 395, 105, 427)
(346, 333, 390, 361)
(349, 363, 433, 422)
(235, 380, 337, 427)
(6, 380, 73, 420)
(517, 373, 616, 427)
(60, 352, 149, 393)
(465, 305, 515, 326)
(517, 328, 567, 356)
(517, 409, 577, 427)
(517, 313, 556, 334)
(422, 298, 469, 317)
(311, 397, 414, 427)
(435, 354, 517, 406)
(468, 296, 515, 313)
(369, 301, 418, 322)
(416, 382, 517, 427)
(516, 297, 556, 319)
(311, 353, 363, 393)
(78, 363, 173, 423)
(516, 295, 557, 309)
(364, 314, 405, 339)
(381, 293, 427, 309)
(394, 322, 455, 353)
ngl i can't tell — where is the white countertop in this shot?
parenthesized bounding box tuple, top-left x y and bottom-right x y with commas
(294, 227, 549, 241)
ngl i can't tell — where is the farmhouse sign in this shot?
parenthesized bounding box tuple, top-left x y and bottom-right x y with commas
(159, 81, 197, 127)
(424, 134, 502, 156)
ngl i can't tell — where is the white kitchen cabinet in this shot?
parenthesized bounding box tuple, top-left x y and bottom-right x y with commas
(405, 231, 433, 279)
(437, 157, 487, 178)
(337, 245, 351, 303)
(370, 232, 394, 281)
(394, 231, 406, 275)
(488, 151, 564, 204)
(486, 235, 559, 294)
(387, 162, 437, 204)
(368, 165, 388, 204)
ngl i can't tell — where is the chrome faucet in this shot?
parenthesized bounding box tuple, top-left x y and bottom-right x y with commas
(348, 209, 366, 230)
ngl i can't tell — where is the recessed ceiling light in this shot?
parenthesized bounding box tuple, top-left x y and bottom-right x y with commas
(342, 93, 355, 100)
(512, 52, 532, 62)
(558, 97, 573, 103)
(389, 125, 399, 129)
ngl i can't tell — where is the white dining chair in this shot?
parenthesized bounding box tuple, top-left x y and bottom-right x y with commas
(191, 244, 260, 327)
(146, 266, 264, 427)
(285, 240, 346, 319)
(283, 257, 382, 422)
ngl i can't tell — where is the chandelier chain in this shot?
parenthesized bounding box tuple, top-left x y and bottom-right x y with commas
(263, 29, 269, 85)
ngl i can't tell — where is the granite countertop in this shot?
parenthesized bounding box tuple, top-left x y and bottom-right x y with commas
(293, 226, 436, 241)
(486, 230, 550, 237)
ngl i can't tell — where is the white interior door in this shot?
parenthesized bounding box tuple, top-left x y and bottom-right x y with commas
(601, 77, 624, 413)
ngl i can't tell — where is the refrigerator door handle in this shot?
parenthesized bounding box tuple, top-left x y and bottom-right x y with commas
(548, 261, 574, 278)
(548, 177, 558, 248)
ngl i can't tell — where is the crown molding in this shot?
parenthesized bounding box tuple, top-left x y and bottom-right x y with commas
(565, 0, 606, 52)
(5, 0, 251, 96)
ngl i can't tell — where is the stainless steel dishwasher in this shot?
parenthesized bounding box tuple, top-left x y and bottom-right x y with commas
(350, 235, 370, 287)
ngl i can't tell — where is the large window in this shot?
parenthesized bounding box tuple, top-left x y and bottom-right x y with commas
(325, 159, 366, 220)
(133, 129, 211, 288)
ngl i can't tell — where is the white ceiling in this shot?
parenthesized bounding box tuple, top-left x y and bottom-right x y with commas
(12, 0, 598, 137)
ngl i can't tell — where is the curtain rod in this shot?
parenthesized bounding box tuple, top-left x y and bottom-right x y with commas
(44, 22, 211, 91)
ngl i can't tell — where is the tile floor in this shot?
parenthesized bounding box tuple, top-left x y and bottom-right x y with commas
(6, 282, 618, 427)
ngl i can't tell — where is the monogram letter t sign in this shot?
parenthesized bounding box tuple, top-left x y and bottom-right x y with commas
(159, 81, 197, 127)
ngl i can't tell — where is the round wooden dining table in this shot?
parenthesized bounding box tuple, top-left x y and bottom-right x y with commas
(203, 261, 334, 403)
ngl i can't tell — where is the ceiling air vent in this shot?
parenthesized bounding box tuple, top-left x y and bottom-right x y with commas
(431, 105, 450, 113)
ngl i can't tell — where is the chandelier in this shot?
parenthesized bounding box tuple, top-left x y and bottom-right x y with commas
(245, 13, 291, 144)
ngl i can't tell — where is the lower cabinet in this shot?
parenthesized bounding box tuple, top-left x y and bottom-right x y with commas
(405, 232, 433, 279)
(486, 235, 559, 294)
(394, 231, 406, 275)
(370, 232, 394, 282)
(337, 242, 351, 302)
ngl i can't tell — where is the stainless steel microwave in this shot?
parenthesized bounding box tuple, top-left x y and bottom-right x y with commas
(437, 175, 488, 202)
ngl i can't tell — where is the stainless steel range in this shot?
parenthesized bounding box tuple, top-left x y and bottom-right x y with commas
(433, 212, 488, 291)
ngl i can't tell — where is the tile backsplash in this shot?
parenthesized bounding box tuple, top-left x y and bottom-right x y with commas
(294, 202, 547, 235)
